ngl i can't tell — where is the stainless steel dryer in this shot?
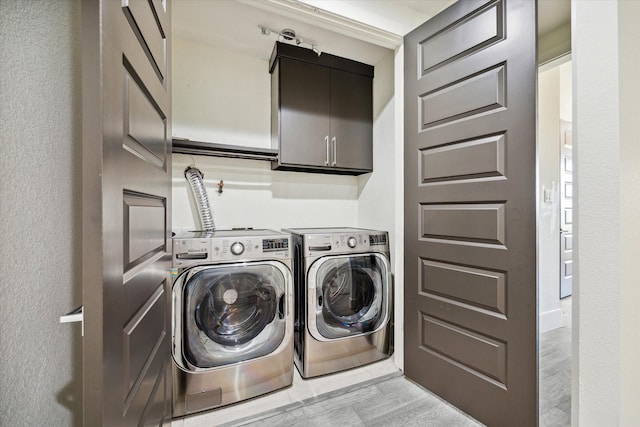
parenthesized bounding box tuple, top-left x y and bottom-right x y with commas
(171, 230, 293, 416)
(284, 227, 392, 378)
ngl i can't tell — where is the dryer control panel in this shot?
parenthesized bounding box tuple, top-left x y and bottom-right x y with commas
(302, 230, 389, 257)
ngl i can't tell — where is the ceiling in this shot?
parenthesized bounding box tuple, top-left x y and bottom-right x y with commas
(538, 0, 571, 36)
(172, 1, 395, 66)
(173, 0, 571, 66)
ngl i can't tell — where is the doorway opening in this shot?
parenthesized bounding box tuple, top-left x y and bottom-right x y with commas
(538, 55, 572, 425)
(537, 0, 572, 422)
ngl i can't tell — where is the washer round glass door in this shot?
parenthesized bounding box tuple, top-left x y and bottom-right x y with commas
(179, 261, 288, 369)
(308, 253, 389, 340)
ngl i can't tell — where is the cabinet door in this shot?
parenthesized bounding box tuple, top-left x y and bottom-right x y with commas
(279, 58, 331, 167)
(330, 69, 373, 171)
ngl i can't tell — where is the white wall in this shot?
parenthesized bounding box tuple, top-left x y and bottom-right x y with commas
(617, 1, 640, 422)
(355, 49, 402, 368)
(173, 37, 271, 148)
(171, 38, 366, 231)
(172, 154, 359, 231)
(392, 46, 405, 371)
(538, 22, 571, 65)
(171, 38, 404, 236)
(573, 0, 640, 425)
(559, 61, 572, 122)
(358, 50, 396, 256)
(0, 1, 82, 425)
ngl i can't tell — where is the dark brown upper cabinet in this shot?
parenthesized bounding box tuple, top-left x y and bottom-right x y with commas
(269, 42, 374, 175)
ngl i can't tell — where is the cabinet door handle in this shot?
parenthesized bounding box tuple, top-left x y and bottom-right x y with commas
(325, 136, 330, 166)
(332, 137, 337, 166)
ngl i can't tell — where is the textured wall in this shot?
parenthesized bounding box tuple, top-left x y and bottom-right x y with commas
(573, 1, 636, 425)
(617, 1, 640, 424)
(574, 0, 620, 422)
(0, 1, 82, 425)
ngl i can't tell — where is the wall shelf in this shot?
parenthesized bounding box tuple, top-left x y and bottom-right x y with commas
(172, 138, 278, 162)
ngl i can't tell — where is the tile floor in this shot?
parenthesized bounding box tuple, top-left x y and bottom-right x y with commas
(233, 376, 483, 427)
(172, 327, 571, 426)
(539, 327, 572, 426)
(171, 358, 402, 427)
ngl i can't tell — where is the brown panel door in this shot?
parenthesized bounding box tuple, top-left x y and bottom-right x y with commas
(560, 120, 573, 298)
(404, 0, 537, 425)
(82, 0, 172, 425)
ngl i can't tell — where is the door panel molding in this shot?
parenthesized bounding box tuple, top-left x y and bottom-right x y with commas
(419, 258, 507, 315)
(419, 133, 506, 184)
(419, 0, 505, 74)
(419, 314, 507, 386)
(419, 202, 507, 246)
(122, 0, 167, 82)
(124, 70, 168, 169)
(122, 284, 167, 414)
(419, 63, 506, 129)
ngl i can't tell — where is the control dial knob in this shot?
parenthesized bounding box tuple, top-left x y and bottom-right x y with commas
(347, 237, 357, 248)
(230, 242, 245, 256)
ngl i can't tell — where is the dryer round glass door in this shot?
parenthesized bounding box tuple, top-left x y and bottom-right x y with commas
(179, 261, 289, 369)
(308, 253, 390, 340)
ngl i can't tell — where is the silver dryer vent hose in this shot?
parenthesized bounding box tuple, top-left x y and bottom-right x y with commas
(184, 166, 215, 232)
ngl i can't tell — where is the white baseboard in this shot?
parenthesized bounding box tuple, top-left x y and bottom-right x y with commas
(539, 308, 564, 333)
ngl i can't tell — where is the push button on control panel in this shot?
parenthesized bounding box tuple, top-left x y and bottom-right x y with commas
(230, 241, 245, 256)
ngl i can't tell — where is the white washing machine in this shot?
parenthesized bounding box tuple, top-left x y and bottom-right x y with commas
(171, 230, 293, 416)
(284, 227, 393, 378)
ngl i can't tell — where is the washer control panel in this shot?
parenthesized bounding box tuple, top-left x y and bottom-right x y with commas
(212, 237, 289, 260)
(173, 231, 291, 267)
